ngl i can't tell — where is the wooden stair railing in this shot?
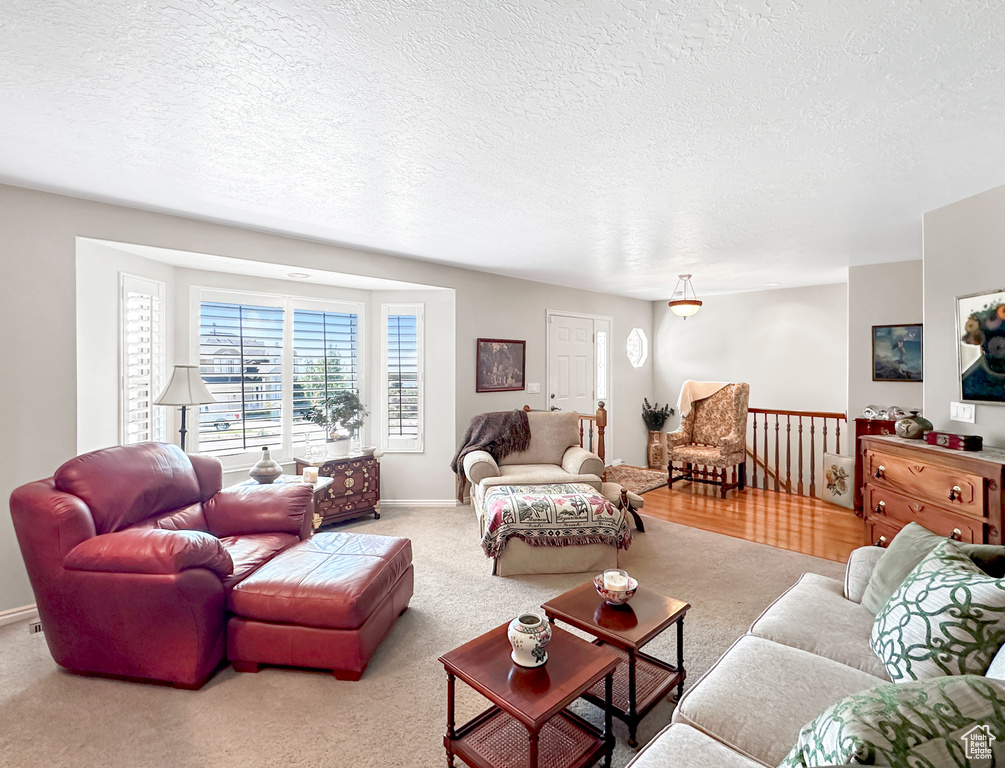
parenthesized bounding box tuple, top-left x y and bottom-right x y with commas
(747, 408, 847, 497)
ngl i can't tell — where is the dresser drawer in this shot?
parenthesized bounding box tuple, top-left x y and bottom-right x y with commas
(866, 516, 902, 548)
(864, 449, 986, 519)
(864, 484, 984, 543)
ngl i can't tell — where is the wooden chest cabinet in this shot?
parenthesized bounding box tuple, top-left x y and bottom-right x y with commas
(859, 435, 1004, 548)
(294, 455, 380, 530)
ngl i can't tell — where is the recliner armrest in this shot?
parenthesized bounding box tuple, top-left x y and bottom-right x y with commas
(64, 528, 233, 578)
(561, 446, 604, 477)
(844, 545, 885, 603)
(203, 483, 313, 538)
(463, 450, 500, 485)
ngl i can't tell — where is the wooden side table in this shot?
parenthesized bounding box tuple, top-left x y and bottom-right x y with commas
(542, 582, 690, 748)
(227, 474, 334, 534)
(439, 624, 617, 768)
(294, 454, 380, 528)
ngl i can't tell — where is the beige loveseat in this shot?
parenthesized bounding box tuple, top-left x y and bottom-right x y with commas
(463, 411, 621, 576)
(628, 546, 905, 767)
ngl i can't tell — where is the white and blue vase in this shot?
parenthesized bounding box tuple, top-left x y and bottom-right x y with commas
(507, 612, 552, 668)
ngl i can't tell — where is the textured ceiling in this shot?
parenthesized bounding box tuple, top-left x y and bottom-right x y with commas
(2, 1, 1005, 299)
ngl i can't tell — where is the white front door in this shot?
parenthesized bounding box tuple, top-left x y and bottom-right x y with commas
(548, 314, 595, 415)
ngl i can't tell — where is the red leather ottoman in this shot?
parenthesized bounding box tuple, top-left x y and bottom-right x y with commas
(226, 532, 413, 680)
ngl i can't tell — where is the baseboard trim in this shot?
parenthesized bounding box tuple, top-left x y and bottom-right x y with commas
(381, 499, 462, 508)
(0, 604, 38, 628)
(610, 458, 625, 467)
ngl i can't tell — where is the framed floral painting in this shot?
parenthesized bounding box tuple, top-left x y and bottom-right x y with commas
(957, 288, 1005, 404)
(872, 324, 923, 382)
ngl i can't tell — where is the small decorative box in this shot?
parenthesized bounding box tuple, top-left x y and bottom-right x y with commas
(924, 431, 984, 451)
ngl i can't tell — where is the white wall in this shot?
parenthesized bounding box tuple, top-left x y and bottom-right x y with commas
(924, 184, 1005, 445)
(847, 261, 924, 420)
(76, 240, 175, 454)
(0, 183, 652, 612)
(652, 283, 849, 432)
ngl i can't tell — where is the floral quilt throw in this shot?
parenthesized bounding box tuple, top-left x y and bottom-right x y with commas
(481, 483, 632, 559)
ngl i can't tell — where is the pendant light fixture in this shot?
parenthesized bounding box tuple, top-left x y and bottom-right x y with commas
(668, 274, 702, 318)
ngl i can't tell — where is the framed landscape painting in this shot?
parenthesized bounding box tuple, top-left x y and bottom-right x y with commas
(476, 338, 526, 392)
(957, 288, 1005, 404)
(872, 324, 923, 382)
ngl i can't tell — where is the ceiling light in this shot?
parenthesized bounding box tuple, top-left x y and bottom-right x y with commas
(287, 272, 310, 279)
(668, 274, 702, 318)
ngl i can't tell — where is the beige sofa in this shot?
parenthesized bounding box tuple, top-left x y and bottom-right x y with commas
(463, 411, 616, 576)
(629, 546, 895, 767)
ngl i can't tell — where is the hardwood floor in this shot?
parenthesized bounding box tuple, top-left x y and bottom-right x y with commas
(639, 476, 866, 563)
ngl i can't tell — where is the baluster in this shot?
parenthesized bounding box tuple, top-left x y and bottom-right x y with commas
(752, 415, 759, 490)
(773, 415, 780, 492)
(823, 421, 829, 455)
(797, 417, 804, 496)
(835, 419, 841, 455)
(595, 402, 606, 466)
(810, 417, 817, 498)
(579, 420, 585, 449)
(785, 415, 792, 494)
(763, 413, 769, 490)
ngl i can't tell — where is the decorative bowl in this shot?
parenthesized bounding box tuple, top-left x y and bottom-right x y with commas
(593, 573, 638, 605)
(360, 446, 377, 456)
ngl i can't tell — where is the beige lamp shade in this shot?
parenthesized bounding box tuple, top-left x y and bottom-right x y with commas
(154, 365, 216, 406)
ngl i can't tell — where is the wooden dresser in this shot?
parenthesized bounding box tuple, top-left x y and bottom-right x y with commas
(294, 454, 380, 528)
(859, 435, 1005, 548)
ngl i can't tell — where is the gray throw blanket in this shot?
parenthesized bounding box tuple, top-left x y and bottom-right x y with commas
(450, 410, 531, 502)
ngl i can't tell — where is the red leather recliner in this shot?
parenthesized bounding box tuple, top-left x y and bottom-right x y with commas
(9, 442, 312, 688)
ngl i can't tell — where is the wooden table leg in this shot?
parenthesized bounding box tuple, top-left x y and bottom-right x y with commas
(445, 672, 455, 767)
(627, 649, 639, 748)
(676, 617, 686, 700)
(529, 729, 539, 768)
(604, 671, 614, 768)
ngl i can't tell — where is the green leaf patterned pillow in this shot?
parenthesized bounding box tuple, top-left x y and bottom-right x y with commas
(871, 540, 1005, 682)
(779, 675, 1005, 768)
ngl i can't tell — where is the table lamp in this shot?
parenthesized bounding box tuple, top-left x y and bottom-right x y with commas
(154, 364, 216, 452)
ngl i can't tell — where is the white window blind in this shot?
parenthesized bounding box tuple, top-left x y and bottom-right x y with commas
(292, 308, 360, 447)
(120, 274, 166, 444)
(199, 301, 285, 455)
(382, 304, 423, 452)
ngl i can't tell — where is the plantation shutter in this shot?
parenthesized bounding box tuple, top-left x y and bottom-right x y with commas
(120, 275, 166, 444)
(383, 304, 423, 451)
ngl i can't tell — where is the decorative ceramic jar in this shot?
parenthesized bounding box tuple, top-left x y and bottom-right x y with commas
(507, 612, 552, 668)
(249, 446, 282, 484)
(328, 432, 351, 458)
(647, 431, 665, 469)
(895, 410, 934, 440)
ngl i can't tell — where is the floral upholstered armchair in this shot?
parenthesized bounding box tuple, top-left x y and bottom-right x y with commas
(667, 381, 750, 497)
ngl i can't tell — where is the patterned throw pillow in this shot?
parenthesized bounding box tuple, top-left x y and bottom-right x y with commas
(779, 675, 1005, 767)
(871, 540, 1005, 682)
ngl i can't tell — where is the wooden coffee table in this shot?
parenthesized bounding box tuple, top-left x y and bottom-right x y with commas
(542, 582, 690, 747)
(439, 624, 618, 768)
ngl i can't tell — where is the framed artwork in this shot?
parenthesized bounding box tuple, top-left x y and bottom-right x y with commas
(872, 324, 923, 382)
(956, 288, 1005, 404)
(476, 338, 526, 392)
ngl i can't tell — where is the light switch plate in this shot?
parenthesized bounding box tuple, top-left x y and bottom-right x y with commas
(950, 401, 975, 423)
(526, 382, 541, 394)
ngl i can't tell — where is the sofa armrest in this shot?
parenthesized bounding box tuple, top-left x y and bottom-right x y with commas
(719, 432, 744, 453)
(666, 428, 689, 448)
(562, 446, 604, 477)
(844, 545, 885, 603)
(203, 483, 313, 538)
(463, 450, 500, 485)
(64, 528, 233, 578)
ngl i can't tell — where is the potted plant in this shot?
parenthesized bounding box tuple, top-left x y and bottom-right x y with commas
(642, 398, 674, 469)
(302, 391, 369, 457)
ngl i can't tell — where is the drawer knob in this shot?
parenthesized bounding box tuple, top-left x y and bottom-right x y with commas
(948, 485, 962, 501)
(874, 500, 886, 515)
(875, 535, 888, 547)
(874, 465, 886, 478)
(951, 528, 963, 541)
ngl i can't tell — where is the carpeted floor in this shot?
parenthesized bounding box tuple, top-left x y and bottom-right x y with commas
(0, 504, 842, 768)
(606, 464, 668, 494)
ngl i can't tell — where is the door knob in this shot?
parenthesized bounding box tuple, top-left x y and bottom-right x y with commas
(550, 406, 560, 411)
(550, 393, 555, 399)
